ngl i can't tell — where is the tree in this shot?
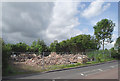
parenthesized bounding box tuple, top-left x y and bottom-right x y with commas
(2, 39, 13, 75)
(69, 34, 98, 52)
(30, 39, 48, 54)
(50, 40, 59, 52)
(114, 36, 120, 51)
(93, 19, 115, 50)
(11, 42, 28, 52)
(114, 36, 120, 59)
(59, 40, 70, 53)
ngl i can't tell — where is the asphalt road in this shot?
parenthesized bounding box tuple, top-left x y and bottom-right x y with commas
(4, 61, 119, 79)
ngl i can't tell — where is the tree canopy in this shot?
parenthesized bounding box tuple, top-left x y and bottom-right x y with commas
(50, 34, 99, 53)
(93, 19, 115, 50)
(30, 39, 49, 53)
(114, 36, 120, 51)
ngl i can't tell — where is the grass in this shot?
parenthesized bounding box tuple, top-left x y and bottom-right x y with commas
(3, 51, 116, 77)
(4, 57, 116, 77)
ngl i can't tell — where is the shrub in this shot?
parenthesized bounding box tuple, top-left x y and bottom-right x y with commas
(2, 44, 12, 76)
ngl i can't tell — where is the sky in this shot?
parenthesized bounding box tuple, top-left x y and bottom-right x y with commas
(2, 0, 119, 49)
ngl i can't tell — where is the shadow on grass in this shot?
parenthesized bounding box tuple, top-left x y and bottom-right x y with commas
(3, 61, 45, 77)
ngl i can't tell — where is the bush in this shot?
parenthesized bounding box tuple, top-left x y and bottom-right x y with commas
(110, 47, 119, 59)
(2, 44, 12, 76)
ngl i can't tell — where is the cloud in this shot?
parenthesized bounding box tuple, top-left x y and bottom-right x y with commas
(78, 3, 86, 9)
(2, 2, 54, 44)
(44, 0, 82, 43)
(81, 0, 111, 19)
(2, 1, 82, 45)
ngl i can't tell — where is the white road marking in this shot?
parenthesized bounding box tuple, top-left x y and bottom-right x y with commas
(110, 66, 115, 68)
(86, 71, 100, 76)
(98, 69, 103, 71)
(80, 73, 84, 76)
(52, 79, 55, 81)
(82, 71, 91, 73)
(53, 77, 61, 79)
(110, 65, 118, 68)
(82, 69, 98, 74)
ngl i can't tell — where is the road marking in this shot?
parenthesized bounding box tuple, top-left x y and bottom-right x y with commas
(110, 65, 118, 68)
(110, 66, 115, 68)
(52, 79, 55, 81)
(82, 69, 98, 74)
(98, 69, 103, 71)
(80, 69, 103, 76)
(53, 77, 61, 79)
(80, 73, 84, 76)
(86, 71, 100, 76)
(82, 71, 91, 73)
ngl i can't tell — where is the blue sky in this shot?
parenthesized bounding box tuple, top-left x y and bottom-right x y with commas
(2, 1, 118, 49)
(74, 2, 118, 49)
(76, 2, 118, 35)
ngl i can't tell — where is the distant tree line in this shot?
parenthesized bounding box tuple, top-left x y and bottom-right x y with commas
(1, 34, 99, 54)
(50, 34, 99, 53)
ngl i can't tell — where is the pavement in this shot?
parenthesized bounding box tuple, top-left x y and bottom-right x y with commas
(2, 60, 119, 80)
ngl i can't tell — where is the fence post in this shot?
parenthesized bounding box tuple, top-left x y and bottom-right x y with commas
(94, 50, 96, 62)
(93, 51, 95, 62)
(110, 50, 111, 58)
(42, 52, 45, 70)
(82, 52, 83, 64)
(103, 51, 104, 61)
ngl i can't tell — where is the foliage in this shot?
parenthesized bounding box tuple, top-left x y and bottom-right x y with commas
(50, 34, 99, 53)
(11, 42, 29, 52)
(86, 50, 113, 62)
(50, 40, 59, 52)
(69, 35, 99, 52)
(109, 47, 120, 59)
(30, 39, 49, 54)
(93, 19, 115, 50)
(112, 36, 120, 59)
(2, 39, 13, 76)
(114, 36, 120, 51)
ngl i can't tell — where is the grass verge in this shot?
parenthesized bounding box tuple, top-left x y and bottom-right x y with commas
(3, 58, 116, 77)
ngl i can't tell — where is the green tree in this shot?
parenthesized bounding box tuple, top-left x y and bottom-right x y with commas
(69, 34, 98, 52)
(2, 39, 13, 75)
(59, 40, 70, 53)
(11, 42, 28, 52)
(93, 19, 115, 50)
(114, 37, 120, 59)
(52, 34, 99, 53)
(114, 36, 120, 51)
(31, 39, 48, 54)
(50, 40, 59, 52)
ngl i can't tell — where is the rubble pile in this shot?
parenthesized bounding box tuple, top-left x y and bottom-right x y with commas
(11, 52, 88, 66)
(11, 54, 37, 62)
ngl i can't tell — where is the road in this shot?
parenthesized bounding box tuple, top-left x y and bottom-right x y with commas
(4, 61, 119, 79)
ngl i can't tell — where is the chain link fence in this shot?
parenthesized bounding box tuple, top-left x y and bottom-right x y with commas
(10, 50, 112, 71)
(85, 49, 112, 62)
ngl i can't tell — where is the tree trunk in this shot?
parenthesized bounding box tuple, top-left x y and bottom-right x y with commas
(103, 40, 104, 50)
(103, 39, 105, 61)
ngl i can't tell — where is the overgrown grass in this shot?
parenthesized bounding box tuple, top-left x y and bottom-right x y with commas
(4, 58, 116, 77)
(4, 50, 116, 77)
(86, 50, 114, 62)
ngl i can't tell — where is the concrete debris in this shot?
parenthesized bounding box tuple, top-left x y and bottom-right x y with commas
(11, 52, 88, 66)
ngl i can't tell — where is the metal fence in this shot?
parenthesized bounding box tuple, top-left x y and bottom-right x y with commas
(87, 50, 111, 62)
